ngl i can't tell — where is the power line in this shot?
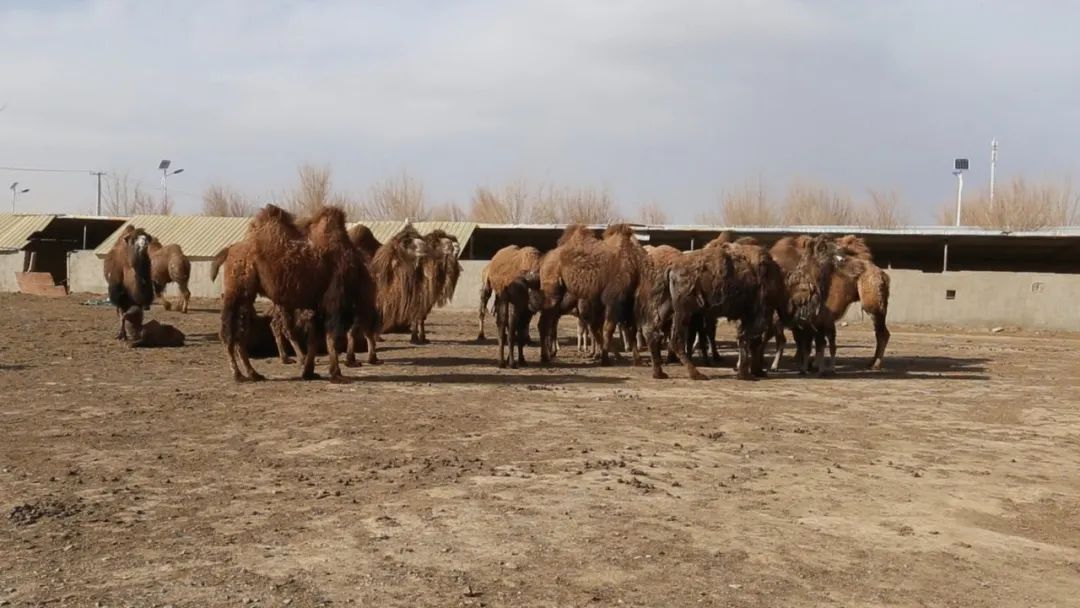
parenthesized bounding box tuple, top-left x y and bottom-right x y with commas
(0, 165, 100, 174)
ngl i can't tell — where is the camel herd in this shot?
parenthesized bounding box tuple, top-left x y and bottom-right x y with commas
(103, 204, 891, 382)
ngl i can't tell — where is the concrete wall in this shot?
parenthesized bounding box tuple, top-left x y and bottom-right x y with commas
(60, 251, 1080, 331)
(67, 251, 223, 299)
(0, 251, 25, 292)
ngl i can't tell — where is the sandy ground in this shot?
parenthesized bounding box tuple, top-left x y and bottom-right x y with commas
(1, 293, 1079, 608)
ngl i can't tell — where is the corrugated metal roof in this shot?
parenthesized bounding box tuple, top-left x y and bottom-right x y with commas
(94, 215, 253, 258)
(348, 221, 477, 247)
(0, 214, 56, 250)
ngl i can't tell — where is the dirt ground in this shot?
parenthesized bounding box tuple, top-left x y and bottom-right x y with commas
(1, 293, 1079, 608)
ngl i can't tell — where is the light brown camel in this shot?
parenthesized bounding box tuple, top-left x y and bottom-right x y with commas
(103, 226, 155, 341)
(122, 307, 186, 348)
(219, 204, 367, 382)
(148, 238, 192, 313)
(482, 245, 543, 368)
(411, 230, 462, 344)
(354, 224, 431, 363)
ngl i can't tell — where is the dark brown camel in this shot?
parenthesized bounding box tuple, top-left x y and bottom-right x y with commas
(104, 226, 155, 341)
(411, 230, 462, 344)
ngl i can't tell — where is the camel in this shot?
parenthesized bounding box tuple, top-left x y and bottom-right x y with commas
(122, 307, 186, 348)
(103, 226, 155, 341)
(148, 238, 192, 313)
(411, 230, 462, 344)
(775, 234, 844, 376)
(639, 236, 775, 381)
(356, 224, 431, 363)
(536, 224, 647, 367)
(767, 235, 890, 372)
(220, 204, 367, 382)
(482, 245, 543, 368)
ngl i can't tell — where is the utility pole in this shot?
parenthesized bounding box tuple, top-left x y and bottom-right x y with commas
(91, 171, 105, 216)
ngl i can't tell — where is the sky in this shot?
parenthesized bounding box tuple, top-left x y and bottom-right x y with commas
(1, 0, 1077, 222)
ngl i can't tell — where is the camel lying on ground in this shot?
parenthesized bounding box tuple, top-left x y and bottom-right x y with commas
(148, 238, 192, 313)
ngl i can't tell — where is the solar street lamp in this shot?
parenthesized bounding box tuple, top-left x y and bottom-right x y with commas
(9, 181, 29, 212)
(159, 160, 184, 207)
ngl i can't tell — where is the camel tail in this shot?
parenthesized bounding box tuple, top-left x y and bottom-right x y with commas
(210, 246, 230, 282)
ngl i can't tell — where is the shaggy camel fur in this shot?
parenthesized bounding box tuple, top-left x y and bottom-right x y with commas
(348, 224, 382, 259)
(104, 226, 155, 341)
(482, 245, 543, 368)
(767, 235, 890, 372)
(360, 224, 431, 359)
(477, 245, 542, 343)
(220, 205, 365, 382)
(122, 307, 186, 348)
(148, 238, 192, 313)
(640, 236, 775, 381)
(536, 224, 647, 366)
(410, 230, 462, 344)
(776, 234, 843, 376)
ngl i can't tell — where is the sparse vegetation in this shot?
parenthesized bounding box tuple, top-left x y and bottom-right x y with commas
(938, 176, 1080, 230)
(356, 171, 430, 221)
(464, 180, 619, 224)
(636, 202, 668, 225)
(697, 178, 908, 227)
(201, 184, 256, 217)
(102, 172, 172, 216)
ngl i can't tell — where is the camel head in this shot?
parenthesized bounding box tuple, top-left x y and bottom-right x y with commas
(124, 227, 152, 258)
(835, 234, 873, 261)
(393, 225, 430, 264)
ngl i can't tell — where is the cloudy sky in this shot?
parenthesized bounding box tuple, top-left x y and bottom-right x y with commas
(1, 0, 1076, 221)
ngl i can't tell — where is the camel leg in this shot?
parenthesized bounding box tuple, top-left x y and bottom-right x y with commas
(794, 328, 811, 376)
(496, 298, 509, 368)
(233, 303, 264, 382)
(179, 281, 191, 314)
(671, 308, 707, 380)
(345, 323, 362, 368)
(234, 341, 264, 382)
(271, 322, 295, 364)
(647, 327, 668, 380)
(325, 332, 347, 383)
(516, 315, 529, 367)
(622, 321, 642, 366)
(419, 317, 428, 344)
(826, 322, 838, 374)
(477, 282, 491, 342)
(366, 329, 381, 365)
(507, 303, 520, 370)
(770, 321, 787, 372)
(221, 303, 243, 381)
(116, 307, 128, 341)
(300, 318, 321, 381)
(538, 310, 556, 364)
(870, 311, 890, 370)
(735, 329, 754, 381)
(814, 330, 827, 378)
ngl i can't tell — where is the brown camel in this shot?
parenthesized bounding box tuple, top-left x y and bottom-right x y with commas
(220, 204, 367, 382)
(536, 224, 647, 366)
(639, 235, 775, 381)
(103, 226, 155, 341)
(482, 245, 543, 368)
(775, 234, 845, 376)
(768, 235, 890, 372)
(148, 238, 192, 313)
(411, 230, 462, 344)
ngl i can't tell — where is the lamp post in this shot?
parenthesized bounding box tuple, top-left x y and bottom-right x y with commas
(989, 138, 998, 208)
(943, 158, 969, 272)
(9, 182, 29, 213)
(158, 160, 184, 208)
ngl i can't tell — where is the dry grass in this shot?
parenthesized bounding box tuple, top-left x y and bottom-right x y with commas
(937, 176, 1080, 229)
(464, 180, 619, 224)
(201, 184, 256, 217)
(697, 178, 909, 228)
(102, 172, 172, 216)
(636, 202, 668, 225)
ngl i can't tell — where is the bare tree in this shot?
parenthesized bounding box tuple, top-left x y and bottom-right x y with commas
(429, 201, 468, 221)
(202, 183, 256, 217)
(858, 189, 908, 228)
(717, 177, 775, 225)
(468, 180, 536, 223)
(781, 180, 858, 225)
(636, 202, 669, 225)
(938, 176, 1080, 229)
(357, 171, 430, 220)
(102, 172, 172, 216)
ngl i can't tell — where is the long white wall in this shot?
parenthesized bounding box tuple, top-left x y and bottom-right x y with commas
(60, 251, 1080, 331)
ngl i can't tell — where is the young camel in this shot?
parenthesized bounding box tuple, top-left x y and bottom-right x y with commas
(220, 205, 366, 382)
(103, 226, 155, 341)
(483, 245, 543, 368)
(148, 238, 192, 313)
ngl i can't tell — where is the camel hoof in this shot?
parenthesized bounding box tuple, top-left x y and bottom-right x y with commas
(250, 372, 266, 382)
(162, 301, 172, 311)
(516, 359, 527, 368)
(475, 334, 486, 342)
(344, 359, 361, 368)
(599, 358, 613, 367)
(301, 371, 321, 381)
(652, 370, 669, 380)
(368, 358, 382, 366)
(409, 337, 423, 345)
(689, 372, 709, 381)
(498, 360, 507, 369)
(329, 375, 351, 384)
(870, 361, 883, 370)
(280, 357, 295, 365)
